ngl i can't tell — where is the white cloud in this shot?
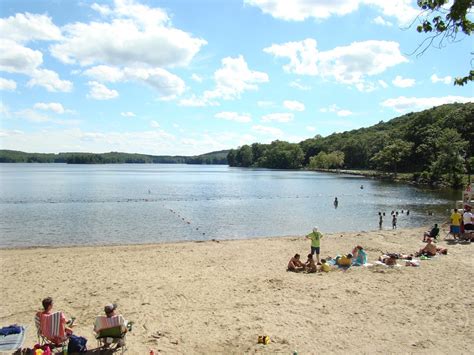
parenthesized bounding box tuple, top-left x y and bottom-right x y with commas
(392, 75, 415, 88)
(381, 95, 474, 113)
(215, 111, 252, 123)
(0, 12, 62, 42)
(372, 16, 392, 26)
(16, 109, 51, 122)
(27, 69, 73, 92)
(283, 100, 305, 111)
(84, 65, 185, 99)
(252, 125, 283, 137)
(0, 101, 11, 118)
(87, 81, 118, 100)
(378, 79, 389, 88)
(191, 73, 203, 82)
(264, 38, 318, 75)
(0, 129, 23, 137)
(0, 40, 72, 92)
(289, 80, 311, 90)
(0, 40, 43, 74)
(50, 1, 206, 68)
(257, 100, 275, 108)
(245, 0, 418, 25)
(0, 78, 16, 91)
(204, 55, 269, 100)
(320, 104, 353, 116)
(265, 39, 407, 90)
(150, 120, 160, 128)
(261, 112, 294, 123)
(431, 74, 452, 85)
(337, 109, 353, 117)
(121, 112, 136, 118)
(306, 126, 316, 132)
(178, 95, 219, 107)
(34, 102, 65, 114)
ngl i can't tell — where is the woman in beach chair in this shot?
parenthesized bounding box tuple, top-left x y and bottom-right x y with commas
(35, 297, 74, 349)
(94, 303, 132, 353)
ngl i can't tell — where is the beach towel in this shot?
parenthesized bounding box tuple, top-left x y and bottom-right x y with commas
(0, 325, 26, 352)
(374, 261, 402, 268)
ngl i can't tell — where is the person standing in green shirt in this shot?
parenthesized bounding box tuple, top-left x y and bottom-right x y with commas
(306, 227, 322, 264)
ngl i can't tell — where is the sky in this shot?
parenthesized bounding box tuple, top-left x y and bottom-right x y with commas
(0, 0, 473, 156)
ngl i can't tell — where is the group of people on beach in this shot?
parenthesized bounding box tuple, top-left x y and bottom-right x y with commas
(30, 297, 130, 352)
(377, 210, 410, 230)
(449, 205, 474, 241)
(287, 223, 452, 272)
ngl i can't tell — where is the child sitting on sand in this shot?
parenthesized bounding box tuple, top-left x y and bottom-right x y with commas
(304, 254, 317, 273)
(320, 259, 331, 272)
(287, 254, 305, 272)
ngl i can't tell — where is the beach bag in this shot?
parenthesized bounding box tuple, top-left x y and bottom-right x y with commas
(67, 334, 87, 353)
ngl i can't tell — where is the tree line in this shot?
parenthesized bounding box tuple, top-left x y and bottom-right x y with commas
(227, 103, 474, 188)
(0, 150, 229, 165)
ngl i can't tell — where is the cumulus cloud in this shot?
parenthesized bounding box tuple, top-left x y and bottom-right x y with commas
(261, 112, 294, 122)
(215, 111, 252, 123)
(84, 65, 184, 99)
(372, 16, 393, 26)
(381, 95, 474, 113)
(191, 73, 203, 82)
(204, 55, 269, 100)
(264, 39, 407, 90)
(27, 69, 73, 92)
(392, 75, 415, 88)
(34, 102, 65, 114)
(283, 100, 305, 111)
(0, 39, 72, 92)
(245, 0, 418, 25)
(431, 74, 452, 85)
(289, 80, 311, 91)
(252, 124, 283, 137)
(320, 104, 353, 117)
(0, 12, 62, 42)
(378, 79, 389, 88)
(50, 0, 206, 68)
(150, 120, 160, 128)
(121, 112, 136, 117)
(87, 81, 118, 100)
(0, 78, 16, 91)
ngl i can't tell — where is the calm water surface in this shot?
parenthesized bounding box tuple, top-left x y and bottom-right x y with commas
(0, 164, 458, 248)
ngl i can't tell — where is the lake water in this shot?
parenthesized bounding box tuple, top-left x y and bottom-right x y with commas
(0, 164, 458, 248)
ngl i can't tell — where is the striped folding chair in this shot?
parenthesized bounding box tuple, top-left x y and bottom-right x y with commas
(94, 315, 132, 354)
(35, 312, 69, 348)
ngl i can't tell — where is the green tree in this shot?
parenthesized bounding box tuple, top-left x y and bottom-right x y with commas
(415, 0, 473, 85)
(370, 139, 414, 174)
(308, 151, 345, 169)
(429, 128, 468, 187)
(236, 145, 254, 167)
(227, 149, 236, 166)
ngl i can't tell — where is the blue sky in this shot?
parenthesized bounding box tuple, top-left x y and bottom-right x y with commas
(1, 0, 473, 155)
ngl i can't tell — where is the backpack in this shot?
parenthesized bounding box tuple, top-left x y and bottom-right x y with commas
(67, 334, 87, 353)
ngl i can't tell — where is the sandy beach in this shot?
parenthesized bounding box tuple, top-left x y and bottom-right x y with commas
(0, 227, 472, 354)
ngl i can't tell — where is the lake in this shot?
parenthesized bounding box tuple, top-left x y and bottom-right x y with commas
(0, 164, 458, 248)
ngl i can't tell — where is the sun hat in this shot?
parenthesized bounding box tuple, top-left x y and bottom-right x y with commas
(104, 303, 117, 314)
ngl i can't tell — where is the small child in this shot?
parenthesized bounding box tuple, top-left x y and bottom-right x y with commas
(305, 254, 317, 273)
(320, 259, 331, 272)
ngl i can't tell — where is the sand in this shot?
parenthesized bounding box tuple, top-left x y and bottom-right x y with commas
(0, 227, 472, 354)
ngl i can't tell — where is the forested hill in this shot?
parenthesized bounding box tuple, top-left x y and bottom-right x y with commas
(0, 149, 229, 165)
(227, 103, 474, 187)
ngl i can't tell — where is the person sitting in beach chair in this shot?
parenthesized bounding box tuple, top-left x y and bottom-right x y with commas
(423, 224, 440, 242)
(287, 254, 305, 272)
(304, 254, 317, 273)
(35, 297, 74, 347)
(94, 303, 132, 351)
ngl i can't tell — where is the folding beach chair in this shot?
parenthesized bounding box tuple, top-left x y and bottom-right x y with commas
(0, 325, 26, 353)
(35, 312, 69, 350)
(94, 315, 132, 354)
